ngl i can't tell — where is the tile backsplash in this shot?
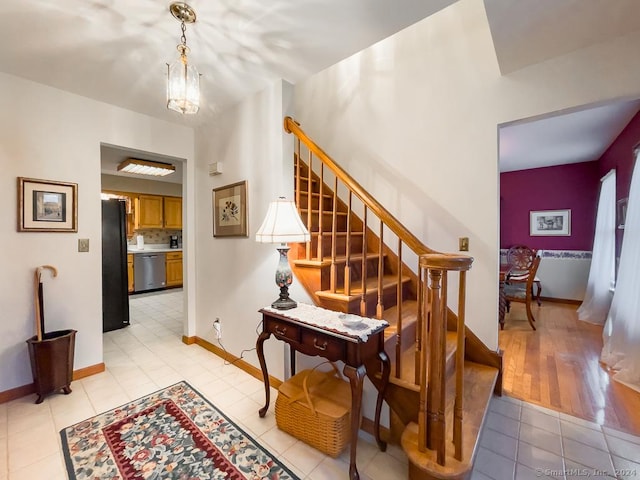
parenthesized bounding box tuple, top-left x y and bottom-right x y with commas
(128, 229, 182, 246)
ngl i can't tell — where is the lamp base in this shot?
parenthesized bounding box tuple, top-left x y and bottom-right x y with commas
(271, 285, 297, 310)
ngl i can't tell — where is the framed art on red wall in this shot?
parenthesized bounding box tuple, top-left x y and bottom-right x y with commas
(530, 209, 571, 236)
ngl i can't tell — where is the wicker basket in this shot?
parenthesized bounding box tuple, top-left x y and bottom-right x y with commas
(275, 362, 353, 457)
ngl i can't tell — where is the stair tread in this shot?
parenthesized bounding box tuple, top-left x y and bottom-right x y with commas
(293, 252, 384, 268)
(300, 208, 348, 216)
(401, 361, 498, 479)
(313, 231, 364, 237)
(315, 274, 410, 300)
(381, 300, 419, 330)
(298, 191, 333, 199)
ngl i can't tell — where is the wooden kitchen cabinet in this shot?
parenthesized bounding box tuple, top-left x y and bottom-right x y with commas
(165, 251, 183, 287)
(163, 196, 182, 229)
(136, 195, 164, 229)
(127, 254, 134, 293)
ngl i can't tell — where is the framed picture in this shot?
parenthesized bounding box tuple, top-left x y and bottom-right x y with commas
(212, 180, 248, 237)
(530, 209, 571, 236)
(17, 177, 78, 232)
(617, 197, 628, 229)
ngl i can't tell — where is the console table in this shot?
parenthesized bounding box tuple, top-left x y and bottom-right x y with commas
(256, 304, 390, 480)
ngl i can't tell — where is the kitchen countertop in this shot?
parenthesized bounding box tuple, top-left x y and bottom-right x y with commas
(127, 246, 182, 254)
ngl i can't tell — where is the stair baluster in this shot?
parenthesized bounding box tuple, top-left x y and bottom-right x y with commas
(454, 269, 467, 461)
(344, 191, 352, 296)
(376, 223, 384, 319)
(360, 207, 368, 316)
(317, 164, 325, 260)
(395, 240, 403, 378)
(330, 176, 338, 292)
(295, 140, 301, 215)
(305, 150, 313, 260)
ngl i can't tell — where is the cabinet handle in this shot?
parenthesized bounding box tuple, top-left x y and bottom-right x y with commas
(313, 338, 327, 351)
(275, 326, 287, 336)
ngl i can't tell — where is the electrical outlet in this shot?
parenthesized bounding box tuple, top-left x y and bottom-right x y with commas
(78, 238, 90, 252)
(213, 318, 222, 339)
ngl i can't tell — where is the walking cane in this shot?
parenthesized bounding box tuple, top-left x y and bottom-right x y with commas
(33, 265, 58, 341)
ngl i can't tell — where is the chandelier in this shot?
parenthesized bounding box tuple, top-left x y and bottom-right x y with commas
(167, 2, 200, 114)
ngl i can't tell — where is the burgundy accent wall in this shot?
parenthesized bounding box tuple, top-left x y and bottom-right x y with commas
(597, 110, 640, 259)
(500, 162, 599, 250)
(598, 111, 640, 200)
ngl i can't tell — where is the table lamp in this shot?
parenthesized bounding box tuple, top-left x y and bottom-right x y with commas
(256, 197, 310, 309)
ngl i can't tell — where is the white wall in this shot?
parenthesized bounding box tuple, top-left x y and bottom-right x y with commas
(292, 0, 640, 349)
(0, 72, 194, 392)
(194, 80, 312, 380)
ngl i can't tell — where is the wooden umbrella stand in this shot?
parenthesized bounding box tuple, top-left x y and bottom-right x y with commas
(26, 265, 77, 404)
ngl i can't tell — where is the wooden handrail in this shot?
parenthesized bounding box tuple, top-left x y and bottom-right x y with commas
(285, 116, 436, 257)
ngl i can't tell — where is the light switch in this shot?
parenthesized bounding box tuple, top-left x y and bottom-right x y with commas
(459, 237, 469, 252)
(78, 238, 90, 252)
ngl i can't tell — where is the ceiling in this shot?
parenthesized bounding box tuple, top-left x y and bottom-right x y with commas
(3, 0, 640, 176)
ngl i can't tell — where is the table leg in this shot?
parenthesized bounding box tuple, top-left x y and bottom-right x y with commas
(343, 364, 366, 480)
(290, 344, 296, 376)
(374, 350, 390, 452)
(256, 331, 271, 417)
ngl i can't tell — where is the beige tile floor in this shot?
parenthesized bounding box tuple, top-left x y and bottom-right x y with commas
(1, 289, 639, 480)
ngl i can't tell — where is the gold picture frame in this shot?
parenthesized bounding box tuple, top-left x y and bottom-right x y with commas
(18, 177, 78, 232)
(212, 180, 248, 237)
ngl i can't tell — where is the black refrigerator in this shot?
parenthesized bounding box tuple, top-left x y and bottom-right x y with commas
(101, 199, 130, 332)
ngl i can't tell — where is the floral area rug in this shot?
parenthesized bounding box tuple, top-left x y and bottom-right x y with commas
(60, 381, 299, 480)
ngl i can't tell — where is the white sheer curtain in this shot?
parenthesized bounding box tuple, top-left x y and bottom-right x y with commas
(601, 154, 640, 392)
(577, 170, 616, 325)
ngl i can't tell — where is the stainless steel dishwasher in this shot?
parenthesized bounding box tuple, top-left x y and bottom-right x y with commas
(134, 252, 166, 292)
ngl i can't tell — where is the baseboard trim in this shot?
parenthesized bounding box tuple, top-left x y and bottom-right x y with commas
(193, 336, 283, 389)
(72, 362, 105, 380)
(182, 335, 197, 345)
(361, 415, 391, 442)
(1, 362, 106, 404)
(0, 383, 35, 404)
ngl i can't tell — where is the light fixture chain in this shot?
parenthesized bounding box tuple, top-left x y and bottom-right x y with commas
(180, 21, 187, 47)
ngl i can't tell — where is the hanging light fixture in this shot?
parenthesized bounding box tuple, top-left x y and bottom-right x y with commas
(167, 2, 200, 114)
(117, 158, 176, 177)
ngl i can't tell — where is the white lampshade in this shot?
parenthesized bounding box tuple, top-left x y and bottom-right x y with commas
(255, 198, 310, 244)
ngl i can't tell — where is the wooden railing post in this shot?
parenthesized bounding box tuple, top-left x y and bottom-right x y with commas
(426, 267, 446, 465)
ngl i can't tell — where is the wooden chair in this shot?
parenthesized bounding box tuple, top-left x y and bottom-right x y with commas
(506, 245, 542, 305)
(503, 255, 541, 330)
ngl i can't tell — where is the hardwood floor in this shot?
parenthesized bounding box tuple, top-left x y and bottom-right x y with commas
(499, 300, 640, 435)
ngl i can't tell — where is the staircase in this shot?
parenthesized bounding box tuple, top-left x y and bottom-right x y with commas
(284, 117, 502, 480)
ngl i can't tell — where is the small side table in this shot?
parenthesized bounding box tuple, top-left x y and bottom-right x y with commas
(256, 304, 390, 480)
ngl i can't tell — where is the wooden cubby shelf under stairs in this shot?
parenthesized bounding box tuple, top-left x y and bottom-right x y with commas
(284, 117, 503, 480)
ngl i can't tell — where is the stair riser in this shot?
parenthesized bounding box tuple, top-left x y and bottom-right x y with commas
(328, 257, 383, 285)
(318, 281, 411, 317)
(297, 192, 334, 211)
(303, 213, 348, 232)
(296, 235, 365, 259)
